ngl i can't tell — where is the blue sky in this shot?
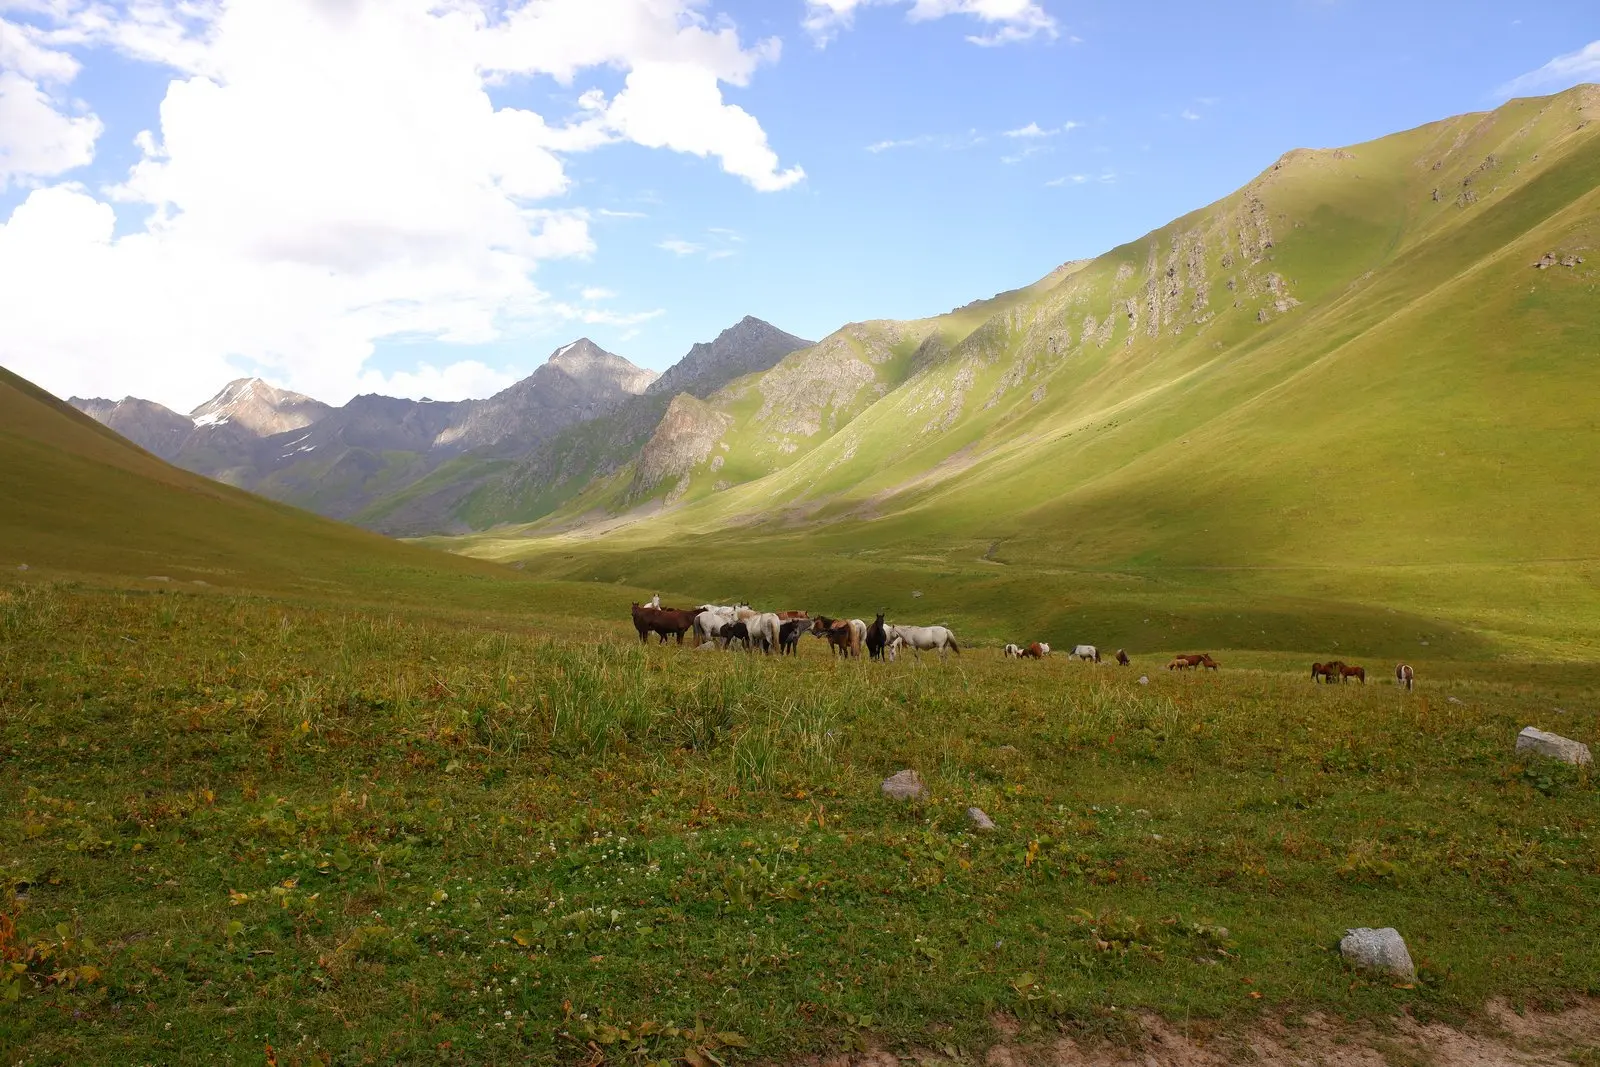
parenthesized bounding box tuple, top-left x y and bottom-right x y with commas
(0, 0, 1596, 410)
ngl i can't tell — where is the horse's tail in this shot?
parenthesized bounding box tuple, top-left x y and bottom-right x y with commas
(947, 634, 960, 655)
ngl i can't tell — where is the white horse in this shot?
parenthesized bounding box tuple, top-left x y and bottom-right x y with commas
(886, 625, 960, 660)
(693, 610, 730, 644)
(1072, 644, 1100, 662)
(848, 619, 868, 656)
(647, 593, 661, 609)
(1003, 643, 1023, 658)
(745, 612, 782, 654)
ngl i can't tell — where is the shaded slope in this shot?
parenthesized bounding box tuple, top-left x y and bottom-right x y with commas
(0, 365, 530, 606)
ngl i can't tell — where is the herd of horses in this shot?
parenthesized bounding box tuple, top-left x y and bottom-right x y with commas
(629, 599, 958, 660)
(630, 598, 1421, 689)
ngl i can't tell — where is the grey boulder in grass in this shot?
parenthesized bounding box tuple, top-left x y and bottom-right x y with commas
(966, 807, 996, 831)
(1516, 726, 1592, 766)
(1340, 928, 1416, 982)
(881, 769, 928, 801)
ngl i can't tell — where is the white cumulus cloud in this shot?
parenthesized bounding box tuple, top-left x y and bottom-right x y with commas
(0, 0, 802, 409)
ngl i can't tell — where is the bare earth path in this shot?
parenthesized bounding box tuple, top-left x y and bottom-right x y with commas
(800, 1000, 1600, 1067)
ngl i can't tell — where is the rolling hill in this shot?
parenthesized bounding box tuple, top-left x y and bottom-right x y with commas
(0, 363, 574, 614)
(436, 86, 1600, 658)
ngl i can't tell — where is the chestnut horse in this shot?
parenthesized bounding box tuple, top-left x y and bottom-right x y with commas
(1311, 662, 1338, 684)
(811, 615, 861, 658)
(1336, 663, 1366, 684)
(631, 602, 696, 645)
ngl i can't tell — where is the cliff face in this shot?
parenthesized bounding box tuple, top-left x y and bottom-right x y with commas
(629, 394, 734, 504)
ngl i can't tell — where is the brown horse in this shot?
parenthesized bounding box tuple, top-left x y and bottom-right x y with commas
(1167, 657, 1190, 671)
(1199, 654, 1220, 671)
(1115, 649, 1130, 666)
(1311, 662, 1338, 684)
(1021, 642, 1049, 659)
(1336, 663, 1366, 684)
(631, 602, 696, 645)
(810, 615, 860, 658)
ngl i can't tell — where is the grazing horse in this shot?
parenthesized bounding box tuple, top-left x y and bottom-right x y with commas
(1167, 657, 1189, 671)
(631, 602, 696, 645)
(866, 613, 889, 660)
(776, 610, 810, 622)
(1003, 643, 1024, 658)
(811, 616, 861, 658)
(1199, 654, 1220, 671)
(1072, 644, 1100, 663)
(1021, 642, 1050, 660)
(779, 618, 808, 655)
(1395, 663, 1415, 691)
(746, 612, 782, 654)
(693, 610, 731, 644)
(886, 625, 960, 660)
(720, 621, 750, 650)
(1115, 649, 1130, 666)
(1336, 663, 1366, 685)
(1311, 662, 1335, 684)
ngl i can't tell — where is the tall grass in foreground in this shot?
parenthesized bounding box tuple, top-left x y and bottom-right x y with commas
(2, 582, 1598, 1065)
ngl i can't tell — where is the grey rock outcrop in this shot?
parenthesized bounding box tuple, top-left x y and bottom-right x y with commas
(1339, 927, 1415, 981)
(628, 394, 733, 503)
(189, 378, 332, 436)
(1516, 726, 1593, 766)
(68, 396, 196, 458)
(966, 807, 996, 831)
(881, 769, 928, 801)
(646, 316, 811, 400)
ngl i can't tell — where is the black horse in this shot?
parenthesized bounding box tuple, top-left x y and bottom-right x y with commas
(866, 612, 888, 661)
(778, 618, 807, 656)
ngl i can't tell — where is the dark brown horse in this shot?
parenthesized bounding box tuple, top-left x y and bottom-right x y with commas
(778, 618, 807, 655)
(1199, 654, 1220, 671)
(631, 602, 696, 645)
(1311, 662, 1338, 684)
(1115, 649, 1130, 666)
(865, 613, 888, 661)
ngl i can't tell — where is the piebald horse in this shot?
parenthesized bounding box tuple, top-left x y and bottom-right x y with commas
(1395, 663, 1415, 691)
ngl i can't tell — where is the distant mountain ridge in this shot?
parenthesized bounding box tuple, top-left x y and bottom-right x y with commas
(68, 321, 815, 530)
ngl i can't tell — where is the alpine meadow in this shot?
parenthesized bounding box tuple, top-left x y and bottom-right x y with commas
(4, 48, 1600, 1067)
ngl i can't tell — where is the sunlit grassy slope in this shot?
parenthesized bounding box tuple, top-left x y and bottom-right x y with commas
(438, 88, 1600, 659)
(0, 365, 635, 618)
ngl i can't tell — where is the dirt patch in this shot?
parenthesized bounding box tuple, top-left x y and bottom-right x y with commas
(793, 1000, 1600, 1067)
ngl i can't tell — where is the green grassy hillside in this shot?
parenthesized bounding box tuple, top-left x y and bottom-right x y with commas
(0, 365, 624, 618)
(437, 87, 1600, 658)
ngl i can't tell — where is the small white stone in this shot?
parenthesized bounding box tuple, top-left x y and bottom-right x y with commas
(1340, 927, 1415, 981)
(966, 807, 996, 831)
(1137, 675, 1150, 685)
(1517, 726, 1592, 766)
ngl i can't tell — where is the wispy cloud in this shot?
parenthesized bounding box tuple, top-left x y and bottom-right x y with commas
(1001, 143, 1050, 165)
(581, 287, 617, 301)
(1044, 174, 1088, 187)
(658, 238, 704, 257)
(867, 135, 936, 153)
(804, 0, 1059, 49)
(1497, 39, 1600, 97)
(598, 208, 648, 220)
(1004, 120, 1081, 138)
(1180, 108, 1201, 121)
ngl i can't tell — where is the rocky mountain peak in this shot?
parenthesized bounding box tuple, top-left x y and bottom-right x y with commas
(189, 378, 332, 436)
(543, 339, 658, 395)
(646, 316, 813, 400)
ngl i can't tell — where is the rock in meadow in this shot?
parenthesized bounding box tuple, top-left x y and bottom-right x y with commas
(1516, 726, 1593, 766)
(881, 769, 928, 801)
(16, 563, 27, 571)
(1137, 675, 1150, 685)
(966, 807, 996, 831)
(1340, 927, 1416, 982)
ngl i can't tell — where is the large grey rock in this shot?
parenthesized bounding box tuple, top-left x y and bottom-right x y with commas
(1340, 927, 1416, 981)
(881, 769, 928, 801)
(966, 807, 996, 831)
(1517, 726, 1592, 766)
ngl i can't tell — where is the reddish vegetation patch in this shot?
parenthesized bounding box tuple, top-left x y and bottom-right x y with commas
(794, 1000, 1600, 1067)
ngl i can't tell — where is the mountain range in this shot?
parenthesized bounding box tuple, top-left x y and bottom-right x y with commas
(69, 319, 812, 530)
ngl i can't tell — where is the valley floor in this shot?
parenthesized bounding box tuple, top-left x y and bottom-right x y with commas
(3, 579, 1598, 1065)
